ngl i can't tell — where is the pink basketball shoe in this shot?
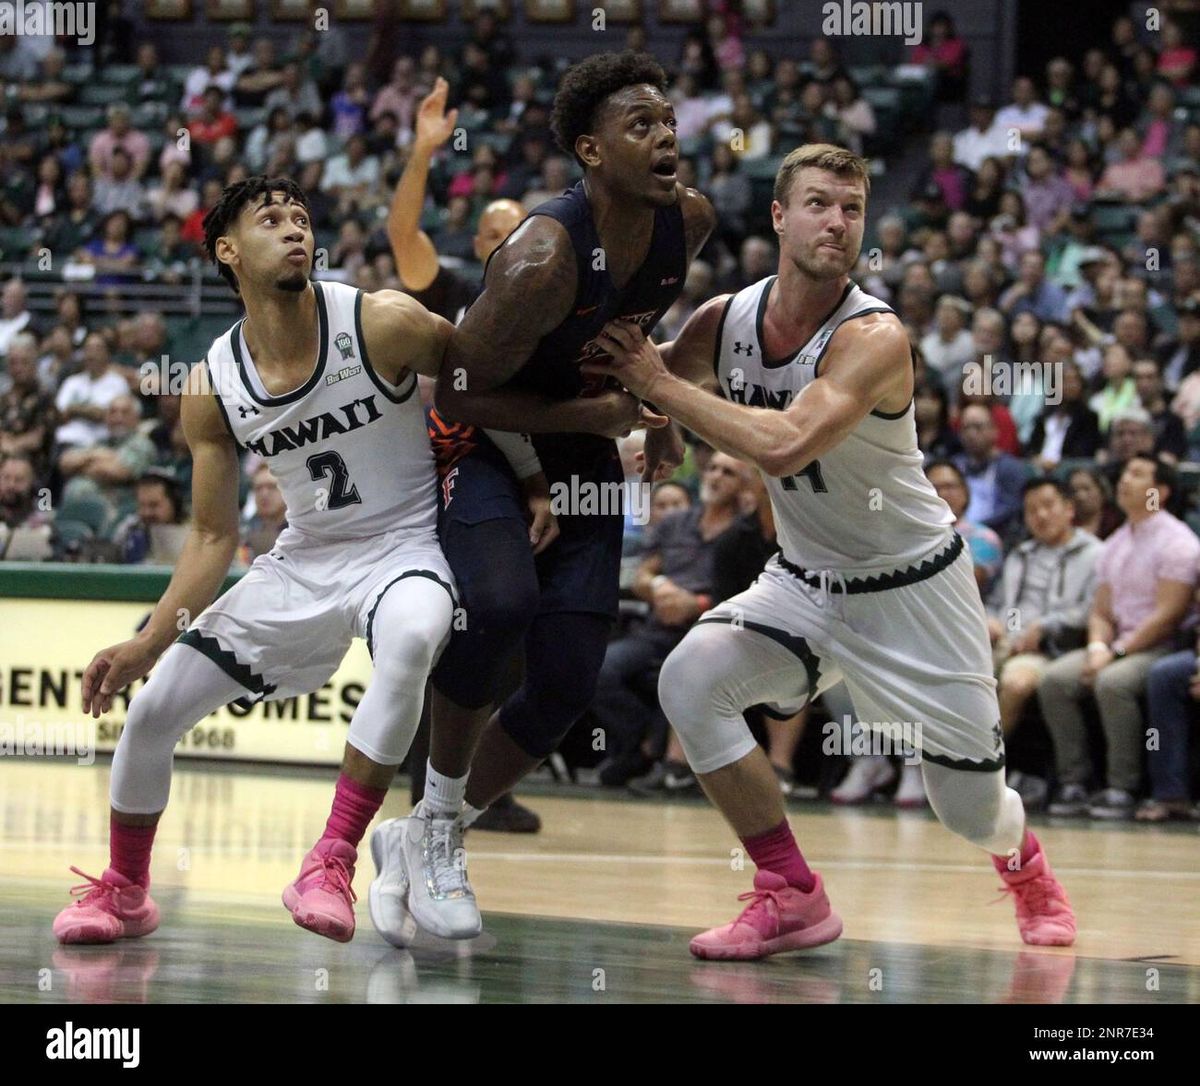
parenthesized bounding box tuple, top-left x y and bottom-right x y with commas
(997, 848, 1077, 947)
(282, 838, 358, 942)
(53, 867, 160, 946)
(689, 871, 844, 961)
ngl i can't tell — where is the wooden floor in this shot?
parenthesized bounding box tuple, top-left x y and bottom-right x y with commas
(3, 758, 1199, 1003)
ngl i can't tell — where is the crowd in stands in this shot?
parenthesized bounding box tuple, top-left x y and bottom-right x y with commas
(1, 7, 1199, 820)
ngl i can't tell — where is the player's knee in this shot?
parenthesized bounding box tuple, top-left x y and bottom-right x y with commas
(658, 631, 731, 727)
(375, 624, 443, 683)
(468, 575, 540, 636)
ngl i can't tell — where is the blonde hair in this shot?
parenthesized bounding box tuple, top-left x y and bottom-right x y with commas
(773, 144, 871, 206)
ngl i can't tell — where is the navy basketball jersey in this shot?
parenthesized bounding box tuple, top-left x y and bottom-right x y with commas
(503, 181, 688, 480)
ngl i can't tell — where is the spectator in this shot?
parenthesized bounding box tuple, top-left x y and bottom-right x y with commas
(593, 453, 746, 787)
(0, 332, 55, 476)
(88, 104, 151, 182)
(187, 86, 238, 149)
(1044, 56, 1081, 119)
(1062, 139, 1098, 202)
(464, 8, 516, 71)
(953, 403, 1029, 539)
(996, 76, 1050, 140)
(53, 332, 128, 451)
(91, 148, 148, 221)
(0, 452, 50, 532)
(718, 235, 776, 293)
(1132, 357, 1188, 461)
(921, 294, 975, 389)
(954, 99, 1010, 171)
(706, 142, 752, 246)
(234, 38, 284, 109)
(986, 478, 1100, 757)
(999, 250, 1069, 323)
(1068, 466, 1122, 540)
(244, 106, 295, 174)
(1028, 360, 1102, 470)
(914, 131, 971, 211)
(59, 394, 156, 513)
(1139, 604, 1200, 821)
(1089, 342, 1138, 432)
(670, 72, 710, 142)
(79, 210, 141, 286)
(330, 61, 370, 139)
(1020, 144, 1075, 233)
(0, 278, 35, 357)
(520, 155, 572, 212)
(146, 160, 198, 223)
(182, 45, 234, 116)
(457, 42, 509, 118)
(990, 191, 1041, 271)
(321, 133, 381, 215)
(925, 458, 1005, 592)
(964, 154, 1007, 221)
(110, 470, 185, 565)
(1102, 407, 1158, 480)
(1160, 295, 1200, 391)
(1040, 455, 1200, 819)
(1096, 127, 1166, 203)
(181, 178, 223, 247)
(370, 56, 422, 140)
(915, 378, 962, 460)
(30, 153, 66, 223)
(264, 61, 323, 123)
(912, 10, 969, 105)
(1157, 20, 1197, 88)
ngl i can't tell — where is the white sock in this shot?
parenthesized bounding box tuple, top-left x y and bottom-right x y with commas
(461, 803, 486, 827)
(425, 762, 468, 816)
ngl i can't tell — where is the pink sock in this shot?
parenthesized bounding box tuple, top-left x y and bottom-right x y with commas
(109, 816, 156, 888)
(320, 774, 387, 848)
(742, 819, 815, 892)
(992, 829, 1040, 874)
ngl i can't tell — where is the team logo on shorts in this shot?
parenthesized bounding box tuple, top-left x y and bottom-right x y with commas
(334, 332, 355, 360)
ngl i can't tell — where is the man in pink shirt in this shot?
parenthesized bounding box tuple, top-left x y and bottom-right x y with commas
(88, 104, 151, 182)
(1097, 127, 1166, 203)
(1039, 454, 1199, 818)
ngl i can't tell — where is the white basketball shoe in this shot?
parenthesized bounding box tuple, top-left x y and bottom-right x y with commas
(368, 818, 418, 948)
(374, 802, 482, 941)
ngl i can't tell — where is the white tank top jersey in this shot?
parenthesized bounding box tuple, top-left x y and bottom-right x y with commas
(713, 276, 954, 572)
(204, 280, 437, 542)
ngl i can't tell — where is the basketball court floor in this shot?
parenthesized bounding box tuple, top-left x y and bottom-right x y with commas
(3, 758, 1198, 1004)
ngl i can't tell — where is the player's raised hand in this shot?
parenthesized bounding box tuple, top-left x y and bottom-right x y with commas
(585, 320, 670, 399)
(81, 637, 160, 718)
(414, 77, 459, 152)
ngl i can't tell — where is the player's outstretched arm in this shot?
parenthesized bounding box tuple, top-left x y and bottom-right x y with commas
(387, 77, 458, 293)
(587, 311, 911, 478)
(81, 368, 241, 717)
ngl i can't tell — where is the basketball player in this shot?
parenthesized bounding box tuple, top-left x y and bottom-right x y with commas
(583, 144, 1077, 959)
(52, 177, 541, 946)
(368, 52, 715, 945)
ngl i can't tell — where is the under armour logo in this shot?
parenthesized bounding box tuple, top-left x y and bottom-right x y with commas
(733, 341, 755, 356)
(238, 404, 260, 418)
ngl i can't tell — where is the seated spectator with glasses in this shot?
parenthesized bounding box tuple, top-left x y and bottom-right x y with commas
(986, 477, 1101, 806)
(1039, 455, 1200, 819)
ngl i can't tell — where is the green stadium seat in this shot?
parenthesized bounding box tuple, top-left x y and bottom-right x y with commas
(59, 105, 105, 130)
(61, 63, 93, 85)
(101, 64, 140, 86)
(79, 83, 135, 107)
(57, 494, 112, 536)
(1089, 204, 1137, 234)
(0, 226, 38, 260)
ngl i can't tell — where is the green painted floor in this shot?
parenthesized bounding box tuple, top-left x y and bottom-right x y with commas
(5, 889, 1197, 1004)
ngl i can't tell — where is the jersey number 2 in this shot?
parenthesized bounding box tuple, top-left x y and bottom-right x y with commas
(780, 461, 827, 494)
(307, 451, 362, 510)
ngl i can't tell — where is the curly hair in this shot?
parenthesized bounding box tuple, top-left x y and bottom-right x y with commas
(550, 50, 668, 167)
(202, 175, 309, 294)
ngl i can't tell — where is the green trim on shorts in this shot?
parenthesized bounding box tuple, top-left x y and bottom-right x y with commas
(920, 749, 1006, 773)
(696, 615, 822, 705)
(365, 569, 457, 660)
(177, 628, 277, 702)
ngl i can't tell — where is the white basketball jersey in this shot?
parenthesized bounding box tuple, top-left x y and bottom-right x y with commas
(714, 276, 954, 571)
(204, 280, 436, 542)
